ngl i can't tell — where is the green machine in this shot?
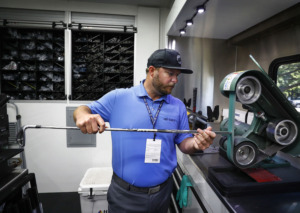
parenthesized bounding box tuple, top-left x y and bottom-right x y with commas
(219, 69, 300, 168)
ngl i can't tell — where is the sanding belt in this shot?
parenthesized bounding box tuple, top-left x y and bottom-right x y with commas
(242, 168, 281, 183)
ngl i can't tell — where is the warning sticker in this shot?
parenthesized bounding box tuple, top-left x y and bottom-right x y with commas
(223, 72, 240, 91)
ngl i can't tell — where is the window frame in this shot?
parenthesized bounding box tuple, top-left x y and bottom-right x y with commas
(268, 54, 300, 109)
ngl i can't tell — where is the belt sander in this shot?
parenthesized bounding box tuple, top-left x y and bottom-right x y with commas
(219, 69, 300, 169)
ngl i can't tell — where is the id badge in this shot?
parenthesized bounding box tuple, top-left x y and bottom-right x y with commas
(145, 139, 162, 163)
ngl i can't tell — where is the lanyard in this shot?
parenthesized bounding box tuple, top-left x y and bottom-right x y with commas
(143, 97, 164, 140)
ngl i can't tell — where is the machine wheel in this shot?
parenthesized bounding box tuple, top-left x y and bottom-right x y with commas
(236, 76, 261, 104)
(233, 141, 258, 168)
(218, 136, 227, 148)
(266, 119, 298, 146)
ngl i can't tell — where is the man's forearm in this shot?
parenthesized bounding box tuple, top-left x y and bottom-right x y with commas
(178, 137, 197, 154)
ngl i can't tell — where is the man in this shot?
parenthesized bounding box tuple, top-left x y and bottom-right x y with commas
(73, 49, 216, 212)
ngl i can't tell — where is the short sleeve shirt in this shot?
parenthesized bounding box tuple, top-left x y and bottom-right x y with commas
(87, 80, 192, 187)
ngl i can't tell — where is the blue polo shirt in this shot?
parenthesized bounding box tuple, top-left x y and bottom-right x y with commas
(87, 80, 192, 187)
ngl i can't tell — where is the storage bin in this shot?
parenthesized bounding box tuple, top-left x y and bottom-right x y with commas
(78, 167, 113, 213)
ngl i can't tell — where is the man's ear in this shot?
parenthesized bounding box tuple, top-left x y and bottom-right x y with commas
(148, 66, 156, 78)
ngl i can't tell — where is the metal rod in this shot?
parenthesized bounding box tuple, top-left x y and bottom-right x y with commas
(249, 54, 266, 73)
(17, 125, 231, 147)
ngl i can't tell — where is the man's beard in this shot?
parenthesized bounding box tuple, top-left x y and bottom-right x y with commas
(152, 74, 175, 96)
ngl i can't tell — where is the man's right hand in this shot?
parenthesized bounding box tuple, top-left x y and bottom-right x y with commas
(73, 105, 106, 134)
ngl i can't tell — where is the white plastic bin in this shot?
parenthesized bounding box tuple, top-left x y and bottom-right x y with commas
(78, 167, 113, 213)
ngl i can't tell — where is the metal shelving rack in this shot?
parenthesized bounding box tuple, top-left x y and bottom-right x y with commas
(0, 27, 135, 101)
(71, 31, 134, 100)
(0, 27, 65, 100)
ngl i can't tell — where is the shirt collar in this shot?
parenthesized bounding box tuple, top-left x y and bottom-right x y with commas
(134, 79, 170, 104)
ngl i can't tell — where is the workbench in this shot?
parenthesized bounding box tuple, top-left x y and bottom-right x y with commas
(0, 169, 42, 212)
(177, 147, 300, 213)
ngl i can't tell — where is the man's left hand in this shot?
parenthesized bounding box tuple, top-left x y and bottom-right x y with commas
(193, 126, 216, 151)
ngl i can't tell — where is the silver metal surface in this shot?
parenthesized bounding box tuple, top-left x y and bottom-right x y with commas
(236, 76, 261, 104)
(176, 149, 231, 213)
(234, 143, 256, 166)
(66, 107, 96, 148)
(266, 120, 298, 146)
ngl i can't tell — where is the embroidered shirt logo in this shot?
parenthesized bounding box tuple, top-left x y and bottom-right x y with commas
(163, 117, 176, 122)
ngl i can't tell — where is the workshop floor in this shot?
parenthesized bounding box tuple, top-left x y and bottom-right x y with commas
(39, 192, 175, 213)
(39, 192, 81, 213)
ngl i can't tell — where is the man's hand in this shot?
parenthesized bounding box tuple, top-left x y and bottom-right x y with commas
(178, 126, 216, 154)
(73, 105, 106, 134)
(193, 126, 216, 151)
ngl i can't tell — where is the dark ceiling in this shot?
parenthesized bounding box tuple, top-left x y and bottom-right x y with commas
(167, 0, 300, 39)
(71, 0, 299, 39)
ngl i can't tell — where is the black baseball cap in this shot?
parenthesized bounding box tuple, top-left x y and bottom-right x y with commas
(147, 49, 193, 74)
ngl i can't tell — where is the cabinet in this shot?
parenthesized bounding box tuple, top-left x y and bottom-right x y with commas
(72, 31, 134, 100)
(0, 27, 65, 100)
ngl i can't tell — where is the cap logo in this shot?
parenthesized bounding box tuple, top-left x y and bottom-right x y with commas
(177, 55, 182, 65)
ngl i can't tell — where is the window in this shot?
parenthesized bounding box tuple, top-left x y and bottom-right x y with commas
(269, 54, 300, 110)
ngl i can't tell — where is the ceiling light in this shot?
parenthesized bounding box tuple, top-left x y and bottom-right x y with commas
(186, 20, 193, 26)
(180, 29, 186, 35)
(197, 5, 205, 14)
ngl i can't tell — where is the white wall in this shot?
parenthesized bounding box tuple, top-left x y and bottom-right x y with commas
(134, 7, 160, 85)
(1, 1, 164, 192)
(8, 102, 113, 193)
(171, 23, 300, 120)
(171, 37, 236, 116)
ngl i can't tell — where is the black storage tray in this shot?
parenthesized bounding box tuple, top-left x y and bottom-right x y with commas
(0, 149, 24, 163)
(208, 166, 300, 197)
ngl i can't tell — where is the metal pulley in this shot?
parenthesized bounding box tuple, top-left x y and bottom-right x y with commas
(266, 119, 298, 146)
(219, 135, 258, 168)
(236, 76, 262, 104)
(233, 141, 257, 168)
